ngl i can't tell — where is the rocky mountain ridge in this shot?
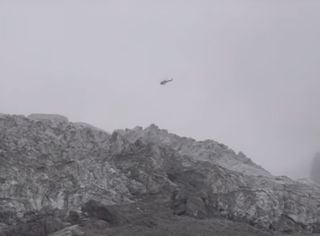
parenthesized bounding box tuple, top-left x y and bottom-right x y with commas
(116, 124, 271, 177)
(0, 113, 320, 235)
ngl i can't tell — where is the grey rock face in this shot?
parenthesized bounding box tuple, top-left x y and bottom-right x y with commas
(0, 115, 131, 215)
(116, 124, 271, 176)
(0, 114, 320, 235)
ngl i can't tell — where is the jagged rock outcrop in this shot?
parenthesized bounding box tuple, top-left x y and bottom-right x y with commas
(116, 124, 271, 176)
(0, 114, 320, 235)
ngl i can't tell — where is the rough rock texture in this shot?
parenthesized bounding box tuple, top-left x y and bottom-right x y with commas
(311, 153, 320, 184)
(0, 114, 320, 235)
(116, 124, 271, 176)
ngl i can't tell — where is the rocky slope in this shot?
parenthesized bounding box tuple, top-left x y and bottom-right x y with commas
(0, 114, 320, 235)
(116, 124, 271, 177)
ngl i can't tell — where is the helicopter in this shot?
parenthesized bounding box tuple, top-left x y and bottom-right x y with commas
(160, 78, 173, 85)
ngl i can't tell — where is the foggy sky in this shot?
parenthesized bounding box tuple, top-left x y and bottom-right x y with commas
(1, 0, 320, 178)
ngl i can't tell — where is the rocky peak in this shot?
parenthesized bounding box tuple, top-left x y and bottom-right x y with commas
(146, 123, 160, 131)
(117, 125, 270, 177)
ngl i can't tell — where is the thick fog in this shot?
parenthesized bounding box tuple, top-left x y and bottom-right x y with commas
(1, 0, 320, 178)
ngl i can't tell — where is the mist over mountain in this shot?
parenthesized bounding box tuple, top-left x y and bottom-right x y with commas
(1, 113, 320, 236)
(1, 0, 320, 180)
(311, 153, 320, 184)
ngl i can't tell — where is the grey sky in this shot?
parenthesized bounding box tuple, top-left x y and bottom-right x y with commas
(1, 0, 320, 178)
